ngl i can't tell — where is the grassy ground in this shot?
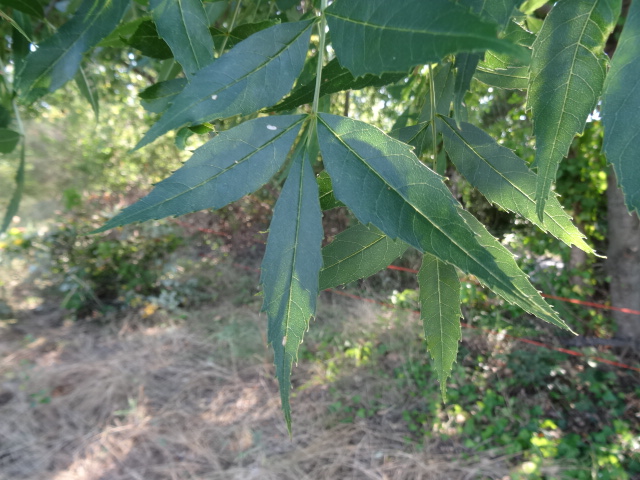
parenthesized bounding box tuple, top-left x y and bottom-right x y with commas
(0, 226, 638, 480)
(0, 269, 520, 479)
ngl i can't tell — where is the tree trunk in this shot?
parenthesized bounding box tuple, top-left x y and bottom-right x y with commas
(568, 202, 588, 289)
(606, 168, 640, 340)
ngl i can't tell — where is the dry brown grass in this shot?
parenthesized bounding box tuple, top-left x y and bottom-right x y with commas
(0, 288, 536, 480)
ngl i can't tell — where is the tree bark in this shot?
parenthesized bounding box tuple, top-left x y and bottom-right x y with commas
(568, 201, 588, 289)
(606, 168, 640, 340)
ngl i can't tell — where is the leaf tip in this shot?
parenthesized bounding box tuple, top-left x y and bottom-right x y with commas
(439, 382, 448, 404)
(285, 411, 293, 438)
(131, 139, 147, 152)
(89, 225, 109, 235)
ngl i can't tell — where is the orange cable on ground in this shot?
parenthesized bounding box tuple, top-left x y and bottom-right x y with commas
(386, 265, 640, 316)
(540, 293, 640, 316)
(173, 219, 232, 238)
(176, 193, 640, 318)
(179, 222, 640, 372)
(327, 288, 640, 373)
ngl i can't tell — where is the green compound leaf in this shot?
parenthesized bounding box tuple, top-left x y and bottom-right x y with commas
(529, 0, 620, 219)
(476, 21, 533, 90)
(317, 170, 344, 211)
(15, 0, 130, 104)
(439, 117, 594, 254)
(418, 62, 456, 131)
(419, 62, 455, 121)
(416, 63, 455, 155)
(317, 113, 567, 329)
(135, 20, 314, 150)
(211, 19, 279, 51)
(1, 140, 25, 233)
(458, 0, 521, 29)
(0, 0, 43, 18)
(95, 115, 306, 233)
(453, 53, 480, 123)
(319, 223, 408, 290)
(261, 144, 323, 433)
(325, 0, 526, 77)
(452, 0, 521, 121)
(475, 65, 529, 89)
(150, 0, 215, 77)
(419, 252, 461, 402)
(481, 21, 535, 68)
(390, 121, 431, 158)
(98, 16, 148, 48)
(75, 66, 99, 121)
(127, 20, 173, 59)
(270, 58, 406, 113)
(139, 78, 188, 113)
(0, 9, 32, 43)
(520, 0, 549, 14)
(11, 11, 32, 74)
(457, 208, 572, 332)
(0, 128, 20, 154)
(0, 106, 10, 129)
(602, 0, 640, 214)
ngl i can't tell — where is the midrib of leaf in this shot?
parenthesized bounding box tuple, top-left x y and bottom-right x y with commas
(532, 5, 600, 218)
(0, 142, 25, 233)
(141, 81, 187, 101)
(0, 10, 33, 42)
(76, 66, 99, 120)
(402, 123, 430, 145)
(318, 116, 533, 301)
(434, 261, 447, 355)
(281, 160, 306, 379)
(318, 189, 333, 205)
(442, 117, 595, 254)
(327, 12, 502, 43)
(538, 11, 592, 153)
(440, 121, 518, 189)
(477, 67, 527, 79)
(149, 22, 314, 131)
(321, 235, 387, 272)
(121, 117, 304, 222)
(18, 1, 117, 93)
(262, 143, 322, 432)
(433, 259, 454, 400)
(178, 0, 206, 71)
(440, 117, 569, 233)
(179, 0, 197, 66)
(419, 253, 461, 401)
(320, 119, 470, 260)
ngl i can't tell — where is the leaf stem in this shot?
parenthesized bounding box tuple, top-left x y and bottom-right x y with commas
(311, 0, 327, 117)
(0, 10, 34, 43)
(428, 63, 438, 166)
(11, 97, 25, 138)
(251, 0, 262, 22)
(219, 0, 242, 55)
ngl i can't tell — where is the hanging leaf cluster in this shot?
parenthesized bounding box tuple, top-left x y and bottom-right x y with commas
(2, 0, 639, 430)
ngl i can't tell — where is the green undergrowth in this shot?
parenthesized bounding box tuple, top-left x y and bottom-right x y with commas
(0, 204, 266, 321)
(300, 300, 639, 479)
(1, 214, 637, 479)
(291, 252, 638, 479)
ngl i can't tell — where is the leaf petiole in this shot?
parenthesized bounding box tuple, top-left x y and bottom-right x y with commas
(428, 63, 438, 166)
(310, 0, 328, 118)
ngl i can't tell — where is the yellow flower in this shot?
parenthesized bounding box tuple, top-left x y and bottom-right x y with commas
(142, 303, 158, 318)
